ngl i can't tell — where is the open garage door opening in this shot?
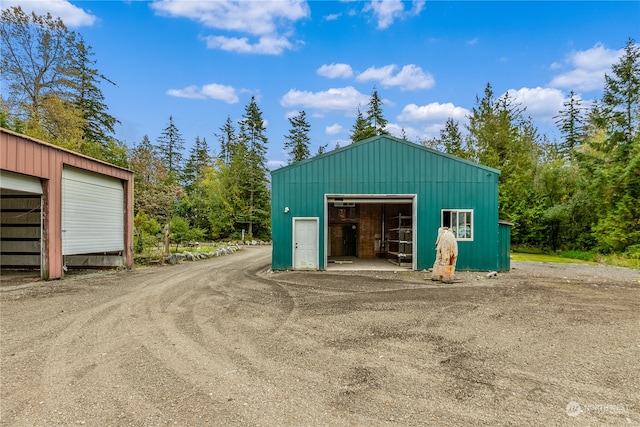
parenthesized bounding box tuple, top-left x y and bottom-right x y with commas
(0, 171, 43, 280)
(325, 195, 416, 271)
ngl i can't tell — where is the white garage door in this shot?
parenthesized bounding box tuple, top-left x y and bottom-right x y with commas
(0, 170, 42, 194)
(62, 167, 124, 255)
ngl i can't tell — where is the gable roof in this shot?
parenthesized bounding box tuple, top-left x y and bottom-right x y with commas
(271, 135, 500, 176)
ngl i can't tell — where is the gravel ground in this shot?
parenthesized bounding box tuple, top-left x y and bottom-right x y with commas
(1, 246, 639, 426)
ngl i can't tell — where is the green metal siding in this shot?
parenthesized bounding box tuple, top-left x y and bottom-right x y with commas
(497, 222, 512, 271)
(271, 135, 501, 271)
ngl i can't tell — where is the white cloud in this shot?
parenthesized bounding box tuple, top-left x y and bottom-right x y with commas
(356, 64, 434, 91)
(397, 102, 470, 123)
(504, 87, 565, 123)
(167, 83, 239, 103)
(268, 159, 287, 169)
(1, 0, 96, 27)
(549, 43, 623, 92)
(204, 35, 294, 55)
(280, 86, 369, 112)
(317, 63, 354, 79)
(151, 0, 309, 55)
(325, 123, 343, 135)
(324, 12, 341, 21)
(363, 0, 424, 29)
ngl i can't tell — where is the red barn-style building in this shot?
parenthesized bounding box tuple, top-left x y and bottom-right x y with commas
(1, 128, 134, 280)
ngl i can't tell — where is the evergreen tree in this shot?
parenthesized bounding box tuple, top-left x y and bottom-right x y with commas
(284, 110, 311, 163)
(350, 106, 375, 142)
(599, 38, 640, 160)
(69, 35, 119, 146)
(554, 90, 585, 157)
(156, 115, 185, 180)
(234, 96, 271, 238)
(466, 83, 542, 244)
(216, 115, 236, 165)
(439, 118, 469, 159)
(179, 136, 213, 233)
(129, 135, 181, 226)
(366, 88, 389, 136)
(183, 136, 212, 191)
(585, 39, 640, 252)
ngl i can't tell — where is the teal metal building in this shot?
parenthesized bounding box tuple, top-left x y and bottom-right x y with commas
(271, 135, 509, 272)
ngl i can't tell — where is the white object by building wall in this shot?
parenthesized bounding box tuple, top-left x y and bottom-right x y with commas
(61, 166, 124, 255)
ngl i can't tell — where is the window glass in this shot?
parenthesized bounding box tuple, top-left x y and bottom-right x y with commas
(441, 209, 473, 240)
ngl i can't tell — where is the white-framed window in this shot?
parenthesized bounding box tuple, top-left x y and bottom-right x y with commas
(442, 209, 473, 241)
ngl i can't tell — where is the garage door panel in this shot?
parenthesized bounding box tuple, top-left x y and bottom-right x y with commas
(0, 170, 42, 194)
(62, 167, 124, 255)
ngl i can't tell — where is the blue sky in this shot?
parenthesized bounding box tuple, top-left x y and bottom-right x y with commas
(3, 1, 639, 168)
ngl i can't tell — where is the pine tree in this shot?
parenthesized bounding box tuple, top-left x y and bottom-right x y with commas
(587, 39, 640, 252)
(599, 38, 640, 160)
(70, 35, 119, 146)
(216, 115, 236, 165)
(366, 88, 389, 136)
(466, 82, 542, 244)
(235, 96, 271, 238)
(284, 110, 311, 163)
(129, 135, 181, 226)
(156, 115, 185, 181)
(439, 118, 468, 159)
(183, 136, 212, 191)
(350, 106, 375, 142)
(554, 90, 585, 157)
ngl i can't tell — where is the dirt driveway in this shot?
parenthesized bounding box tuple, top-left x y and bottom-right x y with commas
(1, 246, 639, 426)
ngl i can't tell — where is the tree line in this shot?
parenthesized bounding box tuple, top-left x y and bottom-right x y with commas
(2, 7, 638, 257)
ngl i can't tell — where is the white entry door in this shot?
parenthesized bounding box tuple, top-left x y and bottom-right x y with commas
(293, 218, 318, 270)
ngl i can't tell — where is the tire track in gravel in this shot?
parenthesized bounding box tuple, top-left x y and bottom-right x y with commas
(35, 246, 299, 426)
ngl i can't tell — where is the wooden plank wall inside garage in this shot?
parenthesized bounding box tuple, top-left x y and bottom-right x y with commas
(0, 191, 41, 268)
(358, 204, 382, 259)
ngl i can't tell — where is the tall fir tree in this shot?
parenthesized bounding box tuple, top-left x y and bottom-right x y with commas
(129, 135, 181, 226)
(156, 115, 185, 181)
(439, 118, 468, 159)
(366, 88, 389, 136)
(466, 83, 542, 244)
(599, 38, 640, 161)
(234, 96, 271, 238)
(217, 115, 236, 165)
(284, 110, 311, 163)
(69, 35, 119, 147)
(587, 39, 640, 252)
(350, 106, 375, 142)
(183, 136, 212, 192)
(554, 90, 585, 157)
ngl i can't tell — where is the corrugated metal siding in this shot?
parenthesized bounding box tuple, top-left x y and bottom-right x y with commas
(1, 128, 134, 279)
(272, 136, 501, 271)
(497, 222, 512, 271)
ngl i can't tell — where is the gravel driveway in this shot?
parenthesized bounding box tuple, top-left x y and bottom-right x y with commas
(1, 246, 639, 426)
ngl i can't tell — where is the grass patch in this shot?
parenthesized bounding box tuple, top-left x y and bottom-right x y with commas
(511, 252, 596, 265)
(512, 249, 639, 269)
